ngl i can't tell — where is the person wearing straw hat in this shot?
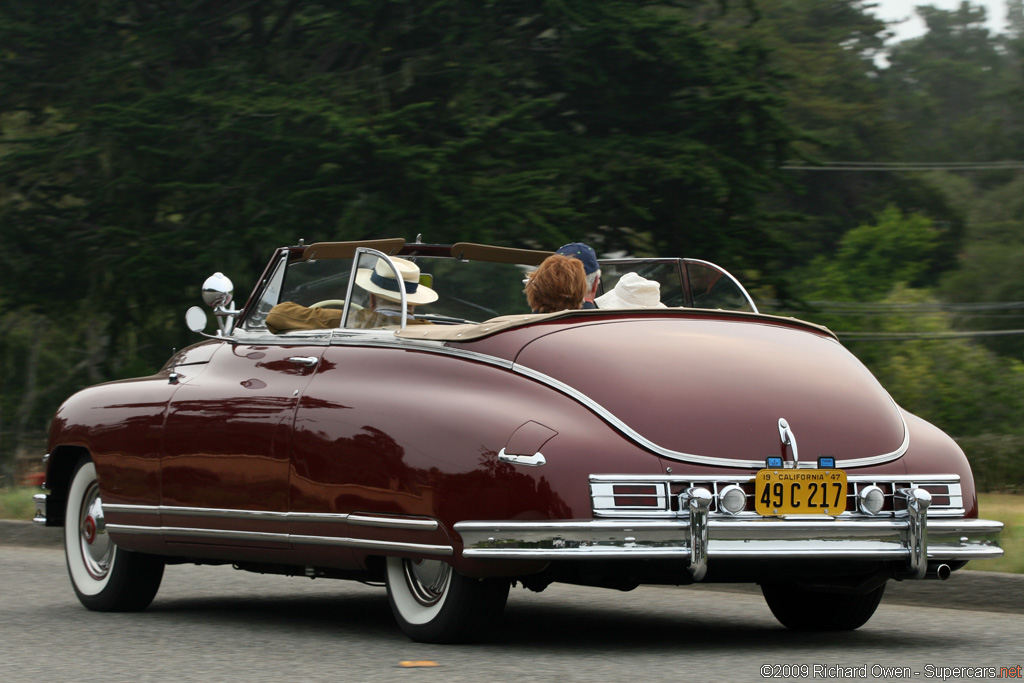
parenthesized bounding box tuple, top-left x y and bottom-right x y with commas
(349, 256, 438, 329)
(266, 256, 437, 333)
(594, 272, 666, 309)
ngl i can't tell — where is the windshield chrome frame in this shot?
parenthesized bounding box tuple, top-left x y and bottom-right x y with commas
(343, 248, 408, 329)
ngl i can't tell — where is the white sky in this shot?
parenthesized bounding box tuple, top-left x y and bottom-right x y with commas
(872, 0, 1008, 41)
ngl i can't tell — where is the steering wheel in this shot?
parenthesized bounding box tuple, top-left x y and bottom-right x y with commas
(309, 299, 363, 310)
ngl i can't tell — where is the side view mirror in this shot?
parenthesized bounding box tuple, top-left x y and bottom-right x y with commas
(186, 306, 209, 334)
(202, 272, 234, 308)
(187, 272, 239, 336)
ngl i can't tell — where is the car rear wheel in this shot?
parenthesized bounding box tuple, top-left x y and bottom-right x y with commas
(761, 581, 886, 631)
(65, 457, 165, 611)
(385, 556, 509, 643)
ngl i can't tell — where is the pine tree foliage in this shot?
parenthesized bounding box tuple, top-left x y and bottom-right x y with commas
(0, 1, 796, 467)
(3, 1, 1024, 476)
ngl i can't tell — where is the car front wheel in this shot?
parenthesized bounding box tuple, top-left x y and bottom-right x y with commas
(385, 556, 509, 643)
(65, 457, 165, 611)
(761, 581, 886, 631)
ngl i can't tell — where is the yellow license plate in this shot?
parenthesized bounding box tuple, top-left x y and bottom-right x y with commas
(755, 469, 847, 516)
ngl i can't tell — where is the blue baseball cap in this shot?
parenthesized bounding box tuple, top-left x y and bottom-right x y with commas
(556, 242, 599, 275)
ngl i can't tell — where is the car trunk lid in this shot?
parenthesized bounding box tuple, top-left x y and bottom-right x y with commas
(504, 314, 906, 467)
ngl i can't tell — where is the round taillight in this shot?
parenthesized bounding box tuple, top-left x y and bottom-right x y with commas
(858, 485, 885, 515)
(719, 485, 747, 514)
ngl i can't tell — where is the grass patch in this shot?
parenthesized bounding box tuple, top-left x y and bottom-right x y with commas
(973, 493, 1024, 574)
(0, 487, 37, 522)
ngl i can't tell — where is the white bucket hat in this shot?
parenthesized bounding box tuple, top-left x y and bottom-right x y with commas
(355, 257, 438, 305)
(596, 272, 666, 309)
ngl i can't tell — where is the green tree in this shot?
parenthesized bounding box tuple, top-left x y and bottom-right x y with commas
(864, 287, 1024, 437)
(0, 1, 798, 468)
(1, 1, 795, 307)
(801, 206, 940, 303)
(882, 2, 1019, 163)
(937, 175, 1024, 358)
(703, 1, 966, 285)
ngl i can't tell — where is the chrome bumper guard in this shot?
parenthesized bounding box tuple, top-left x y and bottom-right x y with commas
(455, 493, 1003, 582)
(33, 493, 48, 526)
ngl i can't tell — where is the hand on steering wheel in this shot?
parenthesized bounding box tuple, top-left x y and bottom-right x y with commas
(309, 299, 363, 310)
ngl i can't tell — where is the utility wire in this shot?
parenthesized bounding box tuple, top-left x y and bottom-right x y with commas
(761, 301, 1024, 341)
(837, 329, 1024, 341)
(762, 300, 1024, 312)
(782, 161, 1024, 171)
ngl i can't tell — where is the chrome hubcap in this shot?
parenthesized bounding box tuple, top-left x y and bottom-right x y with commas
(403, 559, 450, 606)
(79, 482, 112, 580)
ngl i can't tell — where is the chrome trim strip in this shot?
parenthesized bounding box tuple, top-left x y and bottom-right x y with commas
(591, 481, 670, 511)
(294, 535, 451, 555)
(348, 514, 439, 530)
(161, 526, 285, 544)
(105, 524, 163, 535)
(165, 506, 290, 520)
(288, 512, 352, 523)
(102, 504, 430, 528)
(684, 258, 760, 313)
(229, 330, 335, 345)
(317, 320, 908, 470)
(102, 504, 161, 516)
(589, 473, 966, 519)
(250, 317, 906, 469)
(107, 524, 453, 556)
(327, 334, 517, 369)
(454, 517, 1003, 564)
(589, 473, 963, 483)
(512, 364, 910, 469)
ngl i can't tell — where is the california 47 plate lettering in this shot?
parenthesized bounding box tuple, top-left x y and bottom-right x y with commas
(755, 469, 847, 516)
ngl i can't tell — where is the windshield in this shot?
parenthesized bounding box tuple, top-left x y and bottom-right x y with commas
(242, 247, 756, 332)
(598, 259, 757, 313)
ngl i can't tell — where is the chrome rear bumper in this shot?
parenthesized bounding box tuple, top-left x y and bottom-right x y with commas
(455, 513, 1003, 581)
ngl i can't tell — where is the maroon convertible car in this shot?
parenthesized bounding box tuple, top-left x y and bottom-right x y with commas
(35, 238, 1003, 643)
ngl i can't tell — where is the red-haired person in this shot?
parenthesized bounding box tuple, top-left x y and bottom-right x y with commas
(524, 253, 589, 313)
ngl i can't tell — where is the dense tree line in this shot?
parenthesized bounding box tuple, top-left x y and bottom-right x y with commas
(2, 1, 1023, 483)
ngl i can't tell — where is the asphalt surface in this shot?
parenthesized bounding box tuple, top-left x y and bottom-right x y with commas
(4, 519, 1020, 614)
(6, 544, 1024, 683)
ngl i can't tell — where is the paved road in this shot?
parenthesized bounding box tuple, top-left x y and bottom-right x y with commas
(5, 520, 1023, 613)
(3, 536, 1022, 682)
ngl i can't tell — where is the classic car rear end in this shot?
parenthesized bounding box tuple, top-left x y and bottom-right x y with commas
(35, 239, 1003, 642)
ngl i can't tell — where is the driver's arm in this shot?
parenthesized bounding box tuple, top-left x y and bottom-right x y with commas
(266, 301, 343, 333)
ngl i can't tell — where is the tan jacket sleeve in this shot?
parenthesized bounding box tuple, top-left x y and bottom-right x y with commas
(266, 302, 343, 334)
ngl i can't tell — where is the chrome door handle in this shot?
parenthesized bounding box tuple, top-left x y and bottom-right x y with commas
(287, 356, 319, 367)
(498, 449, 546, 467)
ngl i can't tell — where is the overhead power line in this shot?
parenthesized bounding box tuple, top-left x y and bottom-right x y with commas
(760, 301, 1024, 342)
(764, 300, 1024, 313)
(782, 161, 1024, 172)
(837, 329, 1024, 341)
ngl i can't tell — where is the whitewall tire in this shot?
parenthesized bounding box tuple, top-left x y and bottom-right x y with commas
(385, 556, 509, 643)
(65, 457, 164, 611)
